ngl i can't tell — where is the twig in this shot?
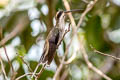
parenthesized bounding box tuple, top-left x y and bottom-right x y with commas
(36, 63, 46, 79)
(60, 69, 68, 80)
(0, 16, 29, 47)
(0, 55, 8, 80)
(63, 50, 77, 64)
(53, 13, 72, 79)
(15, 73, 37, 80)
(63, 55, 76, 64)
(62, 0, 112, 80)
(57, 23, 71, 47)
(90, 45, 120, 61)
(3, 46, 15, 73)
(31, 63, 46, 79)
(31, 63, 41, 79)
(31, 26, 70, 79)
(53, 39, 72, 80)
(16, 53, 33, 72)
(75, 0, 112, 79)
(78, 38, 112, 80)
(77, 0, 97, 28)
(31, 17, 71, 79)
(11, 72, 17, 80)
(53, 55, 65, 80)
(62, 0, 77, 31)
(92, 46, 120, 79)
(93, 55, 115, 80)
(0, 28, 8, 79)
(0, 27, 16, 80)
(53, 0, 82, 79)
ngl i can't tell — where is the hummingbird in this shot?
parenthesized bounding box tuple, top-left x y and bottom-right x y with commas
(39, 9, 83, 65)
(31, 9, 84, 79)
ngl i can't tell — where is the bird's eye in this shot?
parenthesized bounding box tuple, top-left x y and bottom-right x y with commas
(56, 11, 63, 19)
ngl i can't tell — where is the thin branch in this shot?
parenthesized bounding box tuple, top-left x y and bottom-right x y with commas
(11, 71, 17, 80)
(5, 47, 17, 80)
(63, 50, 77, 64)
(90, 45, 120, 61)
(31, 27, 71, 79)
(92, 46, 120, 79)
(0, 56, 8, 80)
(53, 0, 88, 79)
(60, 69, 68, 80)
(0, 27, 17, 80)
(15, 73, 37, 80)
(78, 38, 112, 80)
(36, 63, 46, 79)
(62, 0, 112, 80)
(53, 18, 72, 80)
(31, 19, 71, 80)
(31, 63, 41, 79)
(57, 23, 71, 47)
(77, 0, 97, 28)
(62, 0, 77, 31)
(16, 53, 33, 72)
(75, 0, 112, 79)
(3, 46, 15, 73)
(53, 39, 72, 80)
(0, 16, 29, 47)
(93, 55, 115, 80)
(0, 28, 8, 79)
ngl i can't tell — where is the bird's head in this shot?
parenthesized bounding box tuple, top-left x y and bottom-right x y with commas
(55, 9, 84, 28)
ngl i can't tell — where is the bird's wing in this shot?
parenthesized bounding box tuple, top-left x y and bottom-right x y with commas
(44, 39, 49, 57)
(39, 39, 49, 63)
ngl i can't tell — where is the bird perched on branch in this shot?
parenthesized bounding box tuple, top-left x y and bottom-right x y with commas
(39, 11, 66, 65)
(40, 9, 84, 65)
(31, 9, 83, 79)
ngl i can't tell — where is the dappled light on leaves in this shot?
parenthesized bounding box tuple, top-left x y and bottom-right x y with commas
(0, 0, 120, 80)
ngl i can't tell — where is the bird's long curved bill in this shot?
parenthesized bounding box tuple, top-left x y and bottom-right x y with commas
(64, 9, 84, 13)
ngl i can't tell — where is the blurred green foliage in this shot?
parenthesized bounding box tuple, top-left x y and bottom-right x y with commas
(0, 0, 120, 80)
